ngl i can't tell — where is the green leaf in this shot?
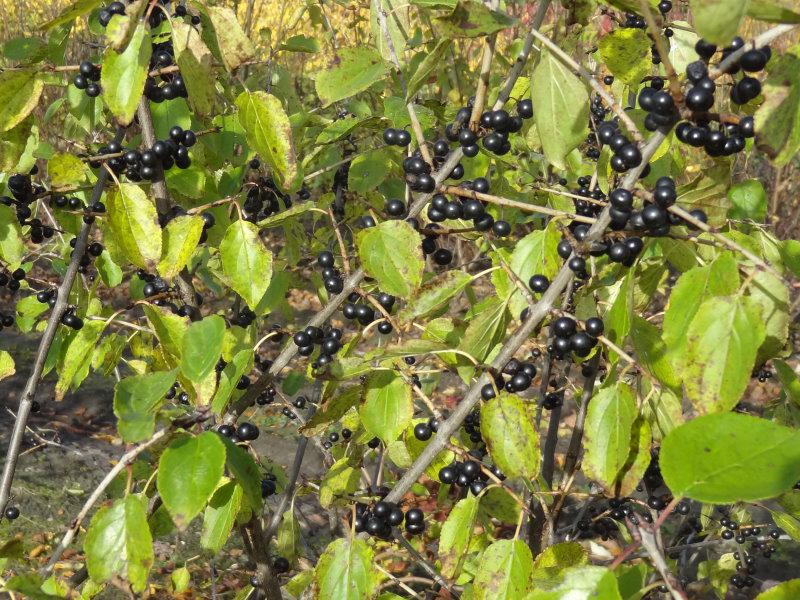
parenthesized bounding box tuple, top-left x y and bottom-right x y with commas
(56, 320, 106, 400)
(143, 305, 188, 363)
(770, 510, 800, 541)
(473, 540, 533, 600)
(506, 223, 560, 318)
(440, 495, 480, 578)
(756, 580, 800, 600)
(528, 566, 622, 600)
(660, 413, 800, 503)
(300, 386, 361, 436)
(597, 28, 651, 86)
(157, 432, 227, 528)
(663, 253, 739, 359)
(749, 270, 790, 362)
(461, 296, 510, 366)
(480, 394, 540, 480)
(172, 21, 216, 116)
(47, 152, 90, 189)
(434, 1, 516, 38)
(689, 0, 749, 46)
(411, 0, 457, 9)
(0, 350, 14, 382)
(40, 0, 103, 30)
(0, 69, 44, 132)
(531, 543, 587, 586)
(682, 295, 766, 413)
(196, 5, 256, 71)
(0, 205, 25, 269)
(2, 575, 62, 600)
(348, 148, 393, 194)
(171, 567, 191, 593)
(630, 316, 680, 390)
(406, 39, 450, 99)
(360, 371, 413, 444)
(84, 495, 153, 593)
(399, 270, 472, 321)
(319, 457, 362, 508)
(158, 214, 204, 279)
(219, 435, 263, 511)
(582, 383, 637, 493)
(211, 349, 252, 414)
(531, 50, 589, 170)
(667, 21, 700, 75)
(774, 359, 800, 406)
(356, 220, 424, 298)
(314, 47, 389, 106)
(258, 201, 315, 228)
(113, 370, 177, 443)
(236, 91, 299, 191)
(371, 0, 409, 65)
(315, 537, 378, 600)
(200, 480, 243, 553)
(747, 0, 800, 23)
(728, 179, 767, 221)
(106, 183, 163, 270)
(276, 508, 301, 562)
(219, 220, 273, 309)
(181, 315, 226, 384)
(280, 34, 321, 53)
(100, 21, 151, 125)
(479, 486, 521, 523)
(755, 51, 800, 166)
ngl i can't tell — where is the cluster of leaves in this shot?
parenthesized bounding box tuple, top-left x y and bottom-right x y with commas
(2, 0, 800, 599)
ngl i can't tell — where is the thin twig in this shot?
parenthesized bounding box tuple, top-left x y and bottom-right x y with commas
(0, 127, 125, 521)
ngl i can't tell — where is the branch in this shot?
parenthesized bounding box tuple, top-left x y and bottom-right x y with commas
(0, 127, 125, 522)
(526, 27, 643, 143)
(39, 419, 198, 578)
(226, 13, 546, 422)
(710, 24, 798, 80)
(135, 98, 198, 313)
(382, 130, 668, 507)
(469, 0, 500, 129)
(638, 0, 680, 99)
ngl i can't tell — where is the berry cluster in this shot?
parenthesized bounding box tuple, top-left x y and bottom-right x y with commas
(261, 472, 278, 497)
(342, 291, 394, 334)
(671, 37, 768, 158)
(438, 458, 499, 495)
(443, 97, 533, 159)
(60, 307, 84, 330)
(3, 173, 54, 232)
(596, 119, 646, 174)
(752, 366, 774, 382)
(66, 237, 105, 275)
(73, 61, 102, 98)
(97, 1, 125, 27)
(218, 421, 260, 442)
(382, 128, 412, 147)
(353, 501, 425, 537)
(316, 250, 344, 295)
(0, 268, 26, 293)
(549, 316, 603, 360)
(165, 381, 190, 405)
(144, 36, 190, 102)
(243, 175, 302, 223)
(292, 324, 342, 365)
(479, 357, 538, 399)
(413, 416, 439, 441)
(321, 427, 351, 450)
(96, 125, 196, 182)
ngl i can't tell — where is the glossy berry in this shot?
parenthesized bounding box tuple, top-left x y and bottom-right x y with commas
(582, 318, 603, 338)
(529, 274, 549, 293)
(414, 422, 432, 441)
(552, 316, 576, 338)
(237, 422, 259, 441)
(4, 506, 19, 520)
(385, 199, 406, 217)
